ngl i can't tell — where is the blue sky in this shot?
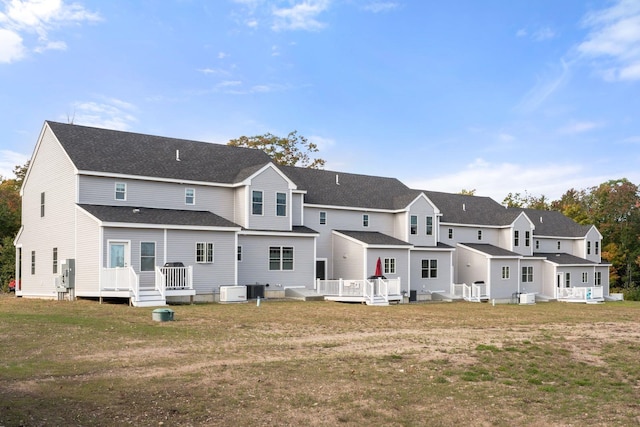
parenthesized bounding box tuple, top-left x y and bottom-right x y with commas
(1, 0, 640, 202)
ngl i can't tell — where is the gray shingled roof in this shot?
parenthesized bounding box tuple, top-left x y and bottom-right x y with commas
(460, 243, 522, 257)
(516, 208, 591, 238)
(78, 204, 240, 228)
(533, 252, 598, 265)
(48, 121, 272, 184)
(280, 165, 414, 210)
(422, 190, 519, 226)
(334, 230, 412, 246)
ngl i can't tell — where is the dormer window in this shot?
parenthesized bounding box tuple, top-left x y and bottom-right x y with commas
(557, 241, 561, 250)
(448, 228, 453, 239)
(363, 214, 369, 227)
(477, 230, 482, 240)
(595, 241, 599, 255)
(276, 192, 287, 217)
(319, 211, 326, 225)
(514, 230, 519, 247)
(525, 231, 530, 247)
(587, 241, 591, 255)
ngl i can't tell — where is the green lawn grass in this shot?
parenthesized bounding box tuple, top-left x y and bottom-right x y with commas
(1, 295, 638, 426)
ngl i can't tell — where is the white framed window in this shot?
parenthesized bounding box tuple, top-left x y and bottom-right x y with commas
(535, 240, 539, 250)
(525, 231, 530, 247)
(40, 192, 45, 217)
(319, 211, 326, 225)
(522, 266, 533, 282)
(31, 250, 36, 275)
(426, 216, 433, 235)
(410, 216, 417, 235)
(52, 248, 58, 274)
(276, 192, 287, 217)
(196, 242, 214, 263)
(185, 188, 195, 205)
(595, 241, 599, 255)
(421, 259, 437, 278)
(115, 182, 126, 201)
(269, 246, 293, 271)
(141, 242, 156, 271)
(363, 214, 369, 227)
(514, 230, 519, 247)
(448, 228, 453, 239)
(582, 272, 588, 283)
(595, 271, 602, 286)
(502, 266, 510, 279)
(252, 190, 263, 215)
(587, 241, 591, 255)
(384, 258, 396, 274)
(565, 272, 571, 287)
(557, 241, 561, 250)
(237, 246, 242, 262)
(477, 230, 482, 240)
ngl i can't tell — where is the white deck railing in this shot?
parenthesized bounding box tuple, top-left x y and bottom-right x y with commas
(557, 286, 603, 302)
(316, 278, 401, 299)
(156, 266, 193, 290)
(101, 266, 138, 292)
(462, 282, 488, 302)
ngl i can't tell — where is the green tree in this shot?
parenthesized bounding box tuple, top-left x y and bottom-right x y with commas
(0, 236, 16, 291)
(228, 131, 326, 169)
(502, 191, 550, 210)
(459, 189, 476, 195)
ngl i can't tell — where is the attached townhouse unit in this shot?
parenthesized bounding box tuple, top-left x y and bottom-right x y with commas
(14, 121, 611, 306)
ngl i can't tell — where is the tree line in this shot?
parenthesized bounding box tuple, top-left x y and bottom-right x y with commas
(1, 132, 638, 300)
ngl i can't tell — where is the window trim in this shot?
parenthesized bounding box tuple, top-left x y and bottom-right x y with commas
(582, 272, 588, 283)
(595, 271, 602, 286)
(525, 231, 530, 247)
(477, 230, 482, 240)
(237, 245, 242, 262)
(595, 241, 599, 255)
(421, 259, 437, 278)
(587, 241, 591, 255)
(40, 192, 45, 217)
(521, 266, 533, 283)
(426, 216, 433, 236)
(185, 188, 195, 205)
(384, 257, 396, 274)
(269, 246, 294, 271)
(140, 241, 156, 272)
(501, 266, 510, 279)
(565, 272, 571, 287)
(557, 241, 561, 250)
(514, 230, 519, 247)
(410, 215, 418, 235)
(276, 192, 287, 217)
(448, 228, 453, 239)
(31, 250, 35, 275)
(52, 247, 58, 274)
(363, 214, 369, 227)
(196, 242, 214, 264)
(115, 182, 126, 201)
(252, 190, 263, 216)
(319, 211, 327, 225)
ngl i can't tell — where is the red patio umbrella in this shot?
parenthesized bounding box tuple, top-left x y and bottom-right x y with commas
(374, 257, 382, 277)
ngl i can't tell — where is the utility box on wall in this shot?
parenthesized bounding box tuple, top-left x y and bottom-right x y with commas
(60, 259, 75, 289)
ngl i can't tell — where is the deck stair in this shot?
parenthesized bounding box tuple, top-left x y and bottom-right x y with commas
(366, 295, 389, 306)
(131, 288, 167, 307)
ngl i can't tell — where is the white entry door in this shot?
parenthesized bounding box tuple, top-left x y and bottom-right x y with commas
(109, 241, 130, 268)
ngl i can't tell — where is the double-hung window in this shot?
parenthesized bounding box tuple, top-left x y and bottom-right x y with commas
(237, 246, 242, 262)
(565, 272, 571, 287)
(40, 192, 45, 217)
(276, 192, 287, 217)
(252, 191, 263, 215)
(426, 216, 433, 235)
(502, 266, 510, 279)
(269, 247, 293, 270)
(514, 230, 519, 247)
(115, 182, 126, 200)
(521, 266, 533, 282)
(319, 211, 327, 225)
(595, 271, 602, 286)
(196, 242, 214, 263)
(185, 188, 195, 205)
(52, 248, 58, 274)
(477, 230, 482, 240)
(31, 251, 36, 275)
(448, 228, 453, 239)
(141, 242, 156, 271)
(595, 241, 599, 255)
(421, 259, 437, 278)
(384, 258, 396, 274)
(410, 215, 417, 235)
(525, 231, 530, 247)
(363, 214, 369, 227)
(582, 272, 588, 283)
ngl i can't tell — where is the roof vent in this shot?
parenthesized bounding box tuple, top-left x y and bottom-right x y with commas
(540, 216, 543, 223)
(336, 174, 340, 185)
(463, 203, 466, 211)
(176, 149, 181, 161)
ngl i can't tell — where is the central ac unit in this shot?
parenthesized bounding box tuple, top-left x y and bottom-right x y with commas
(220, 285, 247, 303)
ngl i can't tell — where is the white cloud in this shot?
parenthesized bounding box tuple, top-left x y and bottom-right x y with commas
(0, 27, 24, 62)
(516, 59, 570, 112)
(271, 0, 331, 32)
(308, 135, 335, 151)
(362, 2, 399, 13)
(217, 51, 228, 59)
(516, 28, 527, 38)
(558, 121, 603, 135)
(406, 159, 594, 201)
(578, 0, 640, 81)
(0, 0, 100, 62)
(533, 27, 556, 41)
(0, 149, 29, 180)
(69, 98, 137, 131)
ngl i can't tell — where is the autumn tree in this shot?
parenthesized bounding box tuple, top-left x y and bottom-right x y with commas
(0, 161, 27, 291)
(502, 191, 551, 210)
(228, 131, 326, 169)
